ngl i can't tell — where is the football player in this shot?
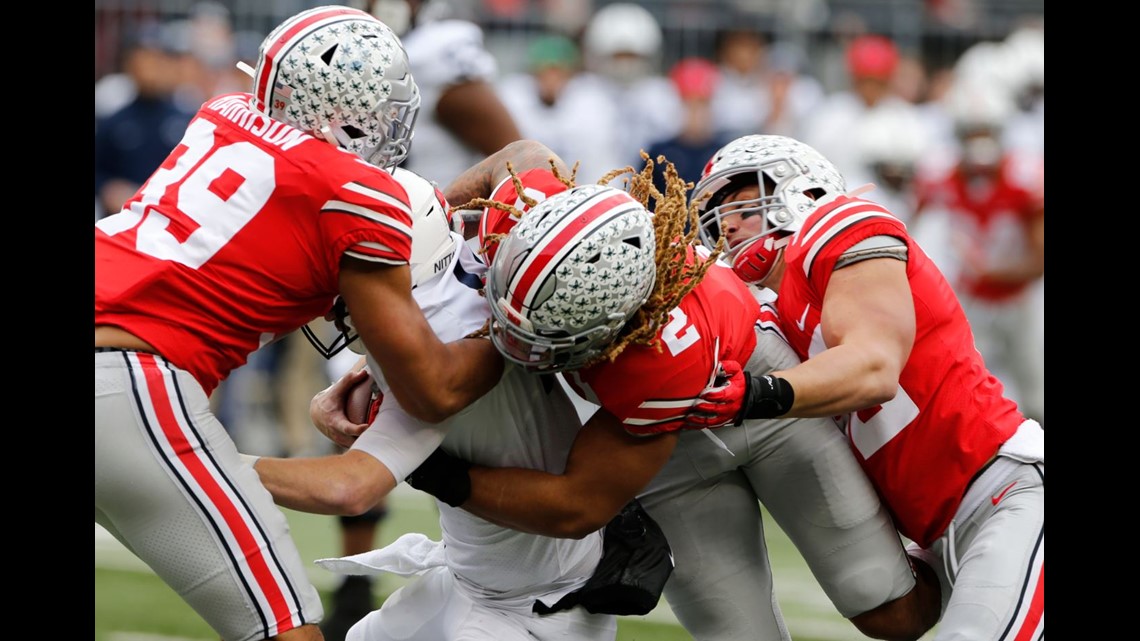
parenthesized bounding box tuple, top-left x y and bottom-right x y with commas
(367, 0, 522, 194)
(396, 148, 942, 641)
(689, 134, 1045, 640)
(249, 149, 630, 641)
(95, 8, 500, 640)
(319, 4, 526, 604)
(914, 77, 1045, 426)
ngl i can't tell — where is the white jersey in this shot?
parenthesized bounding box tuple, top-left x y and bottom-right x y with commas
(352, 232, 602, 607)
(401, 19, 498, 186)
(568, 72, 683, 168)
(798, 93, 920, 190)
(496, 72, 624, 184)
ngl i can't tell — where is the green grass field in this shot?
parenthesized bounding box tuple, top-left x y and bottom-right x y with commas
(95, 485, 934, 641)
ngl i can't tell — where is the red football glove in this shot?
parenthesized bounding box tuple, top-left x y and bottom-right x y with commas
(684, 360, 748, 429)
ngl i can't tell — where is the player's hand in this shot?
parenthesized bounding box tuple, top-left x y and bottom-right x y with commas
(684, 360, 749, 429)
(310, 368, 373, 448)
(405, 447, 472, 508)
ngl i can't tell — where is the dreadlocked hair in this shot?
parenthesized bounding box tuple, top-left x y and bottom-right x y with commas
(452, 158, 579, 258)
(458, 152, 722, 368)
(589, 153, 725, 365)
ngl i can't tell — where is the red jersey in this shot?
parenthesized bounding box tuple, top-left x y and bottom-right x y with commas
(566, 249, 760, 435)
(916, 152, 1045, 301)
(95, 93, 414, 394)
(777, 195, 1023, 547)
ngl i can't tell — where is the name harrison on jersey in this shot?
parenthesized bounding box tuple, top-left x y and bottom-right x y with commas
(208, 95, 311, 151)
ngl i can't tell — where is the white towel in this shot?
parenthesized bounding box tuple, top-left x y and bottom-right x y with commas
(315, 532, 447, 577)
(999, 419, 1044, 465)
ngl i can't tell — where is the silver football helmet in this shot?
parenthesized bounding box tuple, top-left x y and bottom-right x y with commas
(303, 167, 456, 358)
(692, 135, 846, 283)
(485, 184, 656, 373)
(253, 5, 420, 169)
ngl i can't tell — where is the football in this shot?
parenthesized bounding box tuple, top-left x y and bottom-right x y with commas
(346, 371, 379, 425)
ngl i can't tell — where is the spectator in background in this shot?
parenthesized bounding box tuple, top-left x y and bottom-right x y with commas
(811, 10, 869, 94)
(708, 25, 824, 140)
(367, 0, 522, 190)
(94, 20, 194, 219)
(914, 77, 1045, 426)
(799, 34, 924, 189)
(496, 33, 622, 184)
(576, 2, 682, 168)
(854, 105, 930, 226)
(163, 1, 238, 112)
(646, 58, 728, 199)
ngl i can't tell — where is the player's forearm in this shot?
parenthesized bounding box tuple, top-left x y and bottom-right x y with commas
(437, 81, 522, 156)
(463, 466, 617, 539)
(386, 338, 503, 423)
(775, 343, 903, 418)
(460, 415, 669, 538)
(253, 452, 395, 516)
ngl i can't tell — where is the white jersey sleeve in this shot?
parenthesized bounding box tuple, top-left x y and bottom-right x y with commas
(351, 394, 445, 481)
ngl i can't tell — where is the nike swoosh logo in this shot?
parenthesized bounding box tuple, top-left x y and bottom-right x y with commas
(991, 481, 1017, 506)
(795, 305, 810, 331)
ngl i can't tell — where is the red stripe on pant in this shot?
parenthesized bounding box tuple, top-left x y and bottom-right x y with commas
(1013, 563, 1044, 641)
(139, 354, 296, 634)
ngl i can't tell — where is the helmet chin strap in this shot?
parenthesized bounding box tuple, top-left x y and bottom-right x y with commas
(847, 182, 878, 198)
(754, 247, 785, 289)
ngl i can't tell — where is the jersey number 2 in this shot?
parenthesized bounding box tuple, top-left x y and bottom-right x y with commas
(662, 307, 700, 356)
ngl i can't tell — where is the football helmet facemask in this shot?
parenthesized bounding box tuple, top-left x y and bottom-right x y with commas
(693, 135, 845, 284)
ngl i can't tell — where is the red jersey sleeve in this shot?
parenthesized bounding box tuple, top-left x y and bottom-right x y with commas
(785, 196, 909, 295)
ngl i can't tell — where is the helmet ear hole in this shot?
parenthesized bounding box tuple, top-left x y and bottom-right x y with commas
(320, 44, 338, 65)
(341, 125, 366, 140)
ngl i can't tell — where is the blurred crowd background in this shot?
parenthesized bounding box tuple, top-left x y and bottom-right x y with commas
(94, 0, 1044, 459)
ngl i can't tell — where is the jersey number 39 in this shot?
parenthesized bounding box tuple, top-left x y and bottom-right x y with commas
(96, 118, 274, 269)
